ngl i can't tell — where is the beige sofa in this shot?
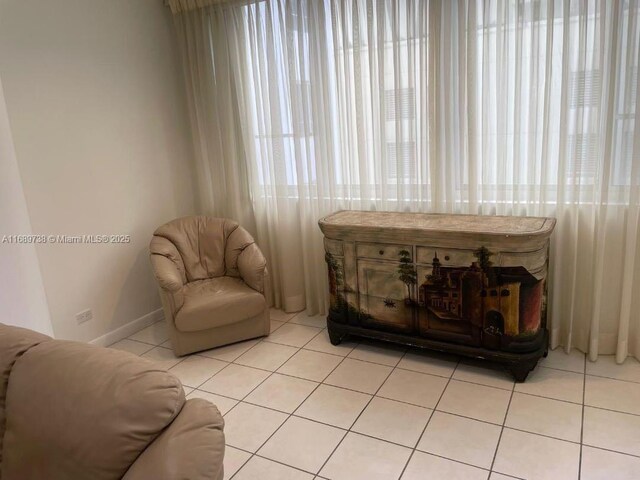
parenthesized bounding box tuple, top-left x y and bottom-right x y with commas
(150, 216, 270, 356)
(0, 324, 225, 480)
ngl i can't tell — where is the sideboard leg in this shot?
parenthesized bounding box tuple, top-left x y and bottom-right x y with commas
(328, 328, 343, 346)
(509, 359, 539, 383)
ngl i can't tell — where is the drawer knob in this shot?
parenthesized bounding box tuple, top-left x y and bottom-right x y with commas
(444, 255, 450, 261)
(379, 250, 385, 255)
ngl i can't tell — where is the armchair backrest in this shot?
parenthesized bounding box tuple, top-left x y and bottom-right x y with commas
(150, 216, 256, 283)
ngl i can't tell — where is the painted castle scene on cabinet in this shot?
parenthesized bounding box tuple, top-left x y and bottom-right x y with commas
(326, 246, 546, 352)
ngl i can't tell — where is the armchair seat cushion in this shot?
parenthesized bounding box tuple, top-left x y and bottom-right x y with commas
(175, 277, 266, 332)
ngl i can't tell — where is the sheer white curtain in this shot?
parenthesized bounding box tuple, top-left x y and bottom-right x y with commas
(171, 0, 640, 361)
(172, 2, 257, 232)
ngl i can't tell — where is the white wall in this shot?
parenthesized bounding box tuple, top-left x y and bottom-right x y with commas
(0, 75, 53, 336)
(0, 0, 197, 342)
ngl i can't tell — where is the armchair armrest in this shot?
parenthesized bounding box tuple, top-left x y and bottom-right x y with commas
(237, 243, 267, 293)
(123, 399, 225, 480)
(150, 254, 185, 316)
(151, 254, 184, 293)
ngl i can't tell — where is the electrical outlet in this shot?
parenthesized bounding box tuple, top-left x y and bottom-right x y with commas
(76, 309, 93, 324)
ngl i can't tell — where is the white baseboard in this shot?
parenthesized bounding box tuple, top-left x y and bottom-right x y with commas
(90, 308, 165, 347)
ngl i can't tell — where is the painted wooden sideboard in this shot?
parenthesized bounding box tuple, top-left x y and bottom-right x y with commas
(318, 210, 556, 381)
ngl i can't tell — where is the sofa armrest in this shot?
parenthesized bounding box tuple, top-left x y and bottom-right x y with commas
(237, 243, 267, 293)
(123, 399, 225, 480)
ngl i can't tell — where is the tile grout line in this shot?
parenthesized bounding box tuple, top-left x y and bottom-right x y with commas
(111, 338, 157, 355)
(227, 449, 253, 479)
(119, 323, 215, 381)
(128, 327, 624, 451)
(222, 391, 599, 451)
(340, 348, 407, 434)
(133, 330, 598, 410)
(228, 430, 527, 479)
(488, 368, 517, 477)
(225, 345, 640, 421)
(123, 337, 165, 347)
(187, 316, 329, 391)
(229, 326, 357, 479)
(198, 326, 357, 404)
(187, 329, 292, 398)
(226, 338, 306, 411)
(124, 319, 640, 477)
(127, 322, 640, 406)
(579, 444, 640, 460)
(227, 345, 308, 479)
(580, 371, 640, 385)
(212, 386, 606, 454)
(185, 333, 274, 390)
(536, 362, 640, 386)
(578, 352, 587, 479)
(398, 356, 462, 479)
(491, 472, 526, 480)
(124, 326, 640, 387)
(227, 441, 324, 478)
(127, 329, 640, 446)
(405, 450, 494, 475)
(228, 372, 348, 477)
(311, 344, 405, 478)
(240, 450, 327, 478)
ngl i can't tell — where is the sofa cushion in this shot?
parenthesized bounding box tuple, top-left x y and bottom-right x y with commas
(1, 341, 185, 480)
(0, 324, 50, 470)
(175, 277, 266, 332)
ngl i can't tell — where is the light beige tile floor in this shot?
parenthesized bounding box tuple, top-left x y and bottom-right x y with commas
(112, 312, 640, 480)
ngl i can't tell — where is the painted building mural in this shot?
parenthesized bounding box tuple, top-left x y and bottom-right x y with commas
(326, 246, 545, 351)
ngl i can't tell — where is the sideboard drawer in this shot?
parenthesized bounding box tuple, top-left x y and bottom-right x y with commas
(356, 259, 413, 333)
(416, 246, 475, 267)
(356, 243, 412, 261)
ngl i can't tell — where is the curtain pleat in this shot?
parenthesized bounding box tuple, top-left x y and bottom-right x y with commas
(173, 0, 640, 362)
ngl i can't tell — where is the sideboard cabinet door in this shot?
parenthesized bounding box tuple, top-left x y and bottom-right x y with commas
(356, 259, 414, 333)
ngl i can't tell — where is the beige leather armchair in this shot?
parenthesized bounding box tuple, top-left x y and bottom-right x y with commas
(150, 216, 270, 356)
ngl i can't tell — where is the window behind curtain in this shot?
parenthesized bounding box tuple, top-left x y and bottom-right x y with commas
(234, 0, 640, 205)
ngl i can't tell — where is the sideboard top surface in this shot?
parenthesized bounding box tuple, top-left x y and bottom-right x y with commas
(319, 210, 556, 239)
